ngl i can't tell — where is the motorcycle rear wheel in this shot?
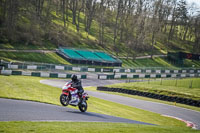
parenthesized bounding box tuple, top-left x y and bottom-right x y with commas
(78, 101, 87, 112)
(60, 94, 69, 106)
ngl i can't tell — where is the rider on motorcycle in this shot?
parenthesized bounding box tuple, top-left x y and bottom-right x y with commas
(70, 74, 84, 97)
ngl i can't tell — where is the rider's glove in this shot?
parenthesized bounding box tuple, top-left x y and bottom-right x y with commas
(71, 84, 75, 88)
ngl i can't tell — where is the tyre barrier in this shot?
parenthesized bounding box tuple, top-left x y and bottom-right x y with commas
(97, 86, 200, 107)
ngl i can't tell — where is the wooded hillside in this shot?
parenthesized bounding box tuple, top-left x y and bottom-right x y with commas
(0, 0, 199, 57)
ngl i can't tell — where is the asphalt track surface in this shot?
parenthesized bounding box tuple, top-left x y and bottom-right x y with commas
(40, 79, 200, 129)
(0, 98, 152, 125)
(0, 78, 153, 125)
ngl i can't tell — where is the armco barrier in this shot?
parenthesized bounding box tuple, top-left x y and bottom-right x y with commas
(2, 61, 200, 75)
(97, 87, 200, 107)
(0, 70, 87, 79)
(98, 73, 200, 79)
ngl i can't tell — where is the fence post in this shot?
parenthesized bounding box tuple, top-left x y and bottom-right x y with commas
(160, 78, 162, 85)
(175, 79, 177, 87)
(189, 80, 193, 88)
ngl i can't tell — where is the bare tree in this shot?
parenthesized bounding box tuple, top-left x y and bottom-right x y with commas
(97, 0, 106, 46)
(193, 14, 200, 53)
(62, 0, 66, 27)
(69, 0, 78, 25)
(35, 0, 44, 18)
(85, 0, 97, 34)
(113, 0, 128, 56)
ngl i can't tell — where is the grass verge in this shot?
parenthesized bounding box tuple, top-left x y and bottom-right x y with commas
(0, 75, 192, 129)
(86, 86, 200, 112)
(0, 121, 199, 133)
(106, 78, 200, 101)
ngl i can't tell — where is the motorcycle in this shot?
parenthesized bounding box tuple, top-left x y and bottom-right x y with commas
(60, 82, 89, 112)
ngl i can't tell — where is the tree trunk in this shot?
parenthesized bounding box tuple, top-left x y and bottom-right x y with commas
(71, 0, 77, 25)
(151, 32, 155, 59)
(62, 0, 66, 27)
(66, 0, 69, 21)
(183, 23, 189, 41)
(85, 0, 96, 34)
(98, 0, 105, 46)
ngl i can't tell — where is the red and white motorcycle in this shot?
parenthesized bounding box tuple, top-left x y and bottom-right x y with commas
(60, 82, 89, 112)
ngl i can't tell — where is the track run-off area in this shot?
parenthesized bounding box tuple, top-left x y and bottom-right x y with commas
(0, 77, 200, 129)
(40, 78, 200, 129)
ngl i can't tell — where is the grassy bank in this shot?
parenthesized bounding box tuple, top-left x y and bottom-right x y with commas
(121, 57, 200, 68)
(0, 51, 71, 65)
(0, 75, 189, 128)
(0, 122, 199, 133)
(107, 78, 200, 101)
(1, 50, 200, 67)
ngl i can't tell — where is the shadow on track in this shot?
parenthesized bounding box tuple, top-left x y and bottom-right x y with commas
(66, 111, 107, 119)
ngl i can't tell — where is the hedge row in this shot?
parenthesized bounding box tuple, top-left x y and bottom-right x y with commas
(97, 87, 200, 107)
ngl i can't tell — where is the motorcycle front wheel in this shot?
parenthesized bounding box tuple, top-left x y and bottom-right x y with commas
(60, 94, 70, 106)
(78, 101, 87, 112)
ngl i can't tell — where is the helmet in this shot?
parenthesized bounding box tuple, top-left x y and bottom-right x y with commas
(71, 74, 77, 81)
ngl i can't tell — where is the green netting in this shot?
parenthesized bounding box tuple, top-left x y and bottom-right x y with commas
(76, 50, 102, 61)
(61, 49, 84, 59)
(59, 48, 122, 66)
(95, 52, 116, 62)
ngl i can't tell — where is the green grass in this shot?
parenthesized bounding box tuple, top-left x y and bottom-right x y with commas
(107, 78, 200, 101)
(0, 122, 199, 133)
(1, 50, 200, 68)
(121, 57, 200, 68)
(86, 86, 200, 112)
(0, 51, 71, 65)
(0, 75, 191, 128)
(0, 41, 57, 50)
(121, 57, 174, 68)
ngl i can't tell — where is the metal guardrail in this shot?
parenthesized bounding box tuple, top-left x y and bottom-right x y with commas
(0, 69, 87, 79)
(1, 59, 200, 74)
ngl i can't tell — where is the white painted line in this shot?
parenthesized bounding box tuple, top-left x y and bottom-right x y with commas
(114, 74, 121, 79)
(190, 74, 195, 77)
(161, 74, 166, 78)
(1, 70, 12, 75)
(72, 67, 81, 71)
(146, 70, 151, 73)
(156, 70, 161, 73)
(150, 74, 156, 78)
(27, 65, 37, 70)
(174, 70, 178, 73)
(127, 74, 133, 78)
(182, 70, 186, 73)
(22, 71, 32, 76)
(165, 70, 170, 73)
(88, 68, 95, 72)
(136, 70, 141, 73)
(181, 74, 186, 77)
(58, 73, 67, 78)
(139, 74, 145, 78)
(55, 66, 64, 70)
(125, 69, 131, 73)
(113, 69, 120, 72)
(10, 65, 18, 69)
(41, 72, 50, 77)
(99, 75, 107, 79)
(171, 74, 177, 78)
